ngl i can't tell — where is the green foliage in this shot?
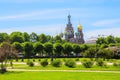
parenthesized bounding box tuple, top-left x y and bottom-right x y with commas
(33, 42, 44, 55)
(80, 44, 88, 52)
(72, 44, 81, 56)
(100, 44, 108, 48)
(10, 32, 24, 43)
(82, 60, 93, 68)
(12, 42, 23, 52)
(38, 34, 48, 43)
(97, 49, 113, 60)
(0, 33, 9, 43)
(23, 42, 34, 58)
(113, 62, 120, 67)
(27, 61, 34, 67)
(44, 42, 53, 56)
(96, 59, 105, 67)
(96, 37, 106, 45)
(84, 47, 96, 60)
(40, 59, 48, 67)
(54, 43, 63, 57)
(23, 32, 30, 42)
(51, 59, 62, 67)
(53, 35, 62, 43)
(106, 35, 115, 44)
(75, 58, 79, 61)
(30, 32, 38, 42)
(63, 43, 73, 56)
(65, 59, 76, 68)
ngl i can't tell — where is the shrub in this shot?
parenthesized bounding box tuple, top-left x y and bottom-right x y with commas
(28, 61, 34, 67)
(82, 60, 93, 68)
(65, 59, 76, 68)
(113, 62, 120, 67)
(40, 59, 48, 67)
(75, 58, 79, 61)
(0, 67, 7, 74)
(51, 59, 62, 67)
(96, 59, 104, 67)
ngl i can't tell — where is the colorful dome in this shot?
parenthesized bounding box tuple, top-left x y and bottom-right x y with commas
(77, 24, 82, 31)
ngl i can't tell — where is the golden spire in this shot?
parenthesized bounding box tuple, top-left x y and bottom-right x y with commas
(77, 21, 82, 31)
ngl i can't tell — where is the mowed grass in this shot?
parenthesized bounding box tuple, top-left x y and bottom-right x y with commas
(0, 71, 120, 80)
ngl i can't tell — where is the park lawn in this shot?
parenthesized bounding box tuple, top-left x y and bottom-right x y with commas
(9, 63, 120, 71)
(0, 71, 120, 80)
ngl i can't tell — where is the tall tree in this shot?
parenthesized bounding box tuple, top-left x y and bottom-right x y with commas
(0, 33, 9, 43)
(23, 42, 34, 58)
(33, 42, 44, 57)
(84, 47, 96, 60)
(63, 43, 73, 57)
(12, 42, 23, 53)
(44, 42, 53, 61)
(10, 32, 24, 43)
(54, 35, 62, 43)
(38, 34, 47, 43)
(54, 43, 63, 57)
(30, 32, 38, 42)
(23, 32, 30, 42)
(96, 37, 106, 45)
(0, 42, 18, 73)
(72, 44, 81, 57)
(106, 35, 115, 44)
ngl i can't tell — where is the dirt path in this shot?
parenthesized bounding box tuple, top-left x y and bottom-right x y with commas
(7, 69, 120, 73)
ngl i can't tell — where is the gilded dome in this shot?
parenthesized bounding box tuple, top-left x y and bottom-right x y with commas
(77, 24, 82, 31)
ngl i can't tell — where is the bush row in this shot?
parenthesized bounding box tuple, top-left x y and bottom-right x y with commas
(26, 59, 120, 68)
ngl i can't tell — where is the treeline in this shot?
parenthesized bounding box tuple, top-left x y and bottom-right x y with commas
(0, 32, 64, 43)
(0, 32, 120, 59)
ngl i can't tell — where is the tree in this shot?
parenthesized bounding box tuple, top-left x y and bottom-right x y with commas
(63, 43, 73, 57)
(115, 37, 120, 43)
(12, 42, 23, 53)
(30, 32, 38, 42)
(23, 32, 30, 42)
(44, 42, 53, 61)
(23, 42, 34, 58)
(80, 44, 88, 52)
(33, 42, 44, 57)
(38, 34, 47, 43)
(0, 42, 18, 73)
(96, 37, 106, 45)
(72, 44, 81, 57)
(97, 48, 113, 60)
(106, 35, 115, 44)
(54, 43, 63, 57)
(0, 33, 9, 43)
(84, 47, 96, 60)
(54, 35, 62, 43)
(10, 32, 24, 43)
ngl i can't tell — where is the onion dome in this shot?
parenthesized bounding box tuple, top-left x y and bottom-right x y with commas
(77, 24, 82, 31)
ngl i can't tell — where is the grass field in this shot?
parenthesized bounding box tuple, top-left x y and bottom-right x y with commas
(0, 71, 120, 80)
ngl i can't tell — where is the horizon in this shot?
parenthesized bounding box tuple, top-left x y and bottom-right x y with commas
(0, 0, 120, 40)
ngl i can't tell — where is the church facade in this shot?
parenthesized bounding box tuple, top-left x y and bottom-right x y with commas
(64, 14, 84, 44)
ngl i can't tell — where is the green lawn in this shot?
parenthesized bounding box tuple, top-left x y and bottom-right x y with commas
(0, 71, 120, 80)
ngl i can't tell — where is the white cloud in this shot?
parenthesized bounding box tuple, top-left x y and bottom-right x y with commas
(0, 8, 98, 21)
(84, 27, 120, 39)
(92, 19, 120, 27)
(0, 9, 69, 21)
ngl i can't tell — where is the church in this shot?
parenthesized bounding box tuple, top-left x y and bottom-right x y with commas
(64, 14, 84, 44)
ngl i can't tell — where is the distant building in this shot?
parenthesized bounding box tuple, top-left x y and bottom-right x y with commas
(64, 14, 84, 44)
(85, 37, 97, 44)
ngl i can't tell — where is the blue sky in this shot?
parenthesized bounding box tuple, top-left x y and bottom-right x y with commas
(0, 0, 120, 40)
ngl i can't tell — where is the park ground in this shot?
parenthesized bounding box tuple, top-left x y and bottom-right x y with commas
(0, 58, 120, 80)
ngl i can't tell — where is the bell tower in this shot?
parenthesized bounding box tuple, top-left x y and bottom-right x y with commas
(65, 14, 74, 41)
